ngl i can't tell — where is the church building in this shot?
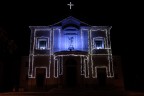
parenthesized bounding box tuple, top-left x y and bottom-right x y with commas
(20, 16, 124, 91)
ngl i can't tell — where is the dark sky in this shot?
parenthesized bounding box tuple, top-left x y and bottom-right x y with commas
(0, 0, 121, 55)
(0, 0, 143, 91)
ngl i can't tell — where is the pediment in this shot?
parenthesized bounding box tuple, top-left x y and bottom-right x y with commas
(51, 16, 90, 27)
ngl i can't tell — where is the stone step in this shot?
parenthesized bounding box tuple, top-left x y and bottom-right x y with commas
(0, 89, 126, 96)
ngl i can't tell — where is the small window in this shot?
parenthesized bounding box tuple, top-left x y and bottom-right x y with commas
(39, 40, 46, 49)
(36, 38, 49, 50)
(93, 37, 104, 49)
(95, 40, 103, 49)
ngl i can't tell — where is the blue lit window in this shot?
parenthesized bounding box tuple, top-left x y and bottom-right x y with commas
(95, 41, 102, 48)
(36, 38, 49, 50)
(93, 37, 104, 49)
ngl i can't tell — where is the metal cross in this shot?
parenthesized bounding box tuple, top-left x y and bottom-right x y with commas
(67, 2, 74, 10)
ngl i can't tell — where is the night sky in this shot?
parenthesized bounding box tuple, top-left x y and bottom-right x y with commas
(0, 0, 143, 91)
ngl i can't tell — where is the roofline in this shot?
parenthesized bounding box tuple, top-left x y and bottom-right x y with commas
(49, 16, 91, 27)
(29, 16, 112, 29)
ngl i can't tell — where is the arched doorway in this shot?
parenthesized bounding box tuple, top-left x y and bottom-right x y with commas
(65, 58, 77, 87)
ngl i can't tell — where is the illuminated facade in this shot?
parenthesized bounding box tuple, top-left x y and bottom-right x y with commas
(20, 16, 124, 91)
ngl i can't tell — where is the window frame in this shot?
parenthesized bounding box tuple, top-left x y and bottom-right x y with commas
(93, 37, 105, 49)
(35, 37, 49, 50)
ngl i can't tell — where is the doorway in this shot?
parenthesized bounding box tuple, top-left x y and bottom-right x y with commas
(97, 68, 107, 87)
(36, 68, 45, 88)
(65, 58, 77, 87)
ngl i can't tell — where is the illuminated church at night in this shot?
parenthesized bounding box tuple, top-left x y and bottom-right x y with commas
(20, 16, 124, 91)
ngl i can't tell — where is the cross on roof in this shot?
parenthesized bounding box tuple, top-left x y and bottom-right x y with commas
(67, 2, 74, 10)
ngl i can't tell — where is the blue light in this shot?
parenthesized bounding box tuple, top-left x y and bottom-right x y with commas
(53, 18, 89, 52)
(53, 28, 89, 52)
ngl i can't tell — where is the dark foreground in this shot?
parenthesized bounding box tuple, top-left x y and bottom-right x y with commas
(0, 88, 144, 96)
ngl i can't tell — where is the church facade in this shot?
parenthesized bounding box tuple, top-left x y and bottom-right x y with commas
(20, 16, 124, 91)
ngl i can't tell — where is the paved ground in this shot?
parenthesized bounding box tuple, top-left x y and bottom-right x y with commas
(0, 88, 144, 96)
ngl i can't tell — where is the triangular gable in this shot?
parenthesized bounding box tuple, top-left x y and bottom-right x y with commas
(62, 16, 80, 26)
(50, 16, 91, 27)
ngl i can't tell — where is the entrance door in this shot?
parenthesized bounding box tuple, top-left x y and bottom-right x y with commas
(36, 68, 45, 88)
(36, 74, 45, 87)
(65, 59, 77, 87)
(97, 68, 107, 87)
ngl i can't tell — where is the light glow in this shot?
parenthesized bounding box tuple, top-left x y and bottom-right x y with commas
(28, 17, 114, 80)
(67, 2, 74, 9)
